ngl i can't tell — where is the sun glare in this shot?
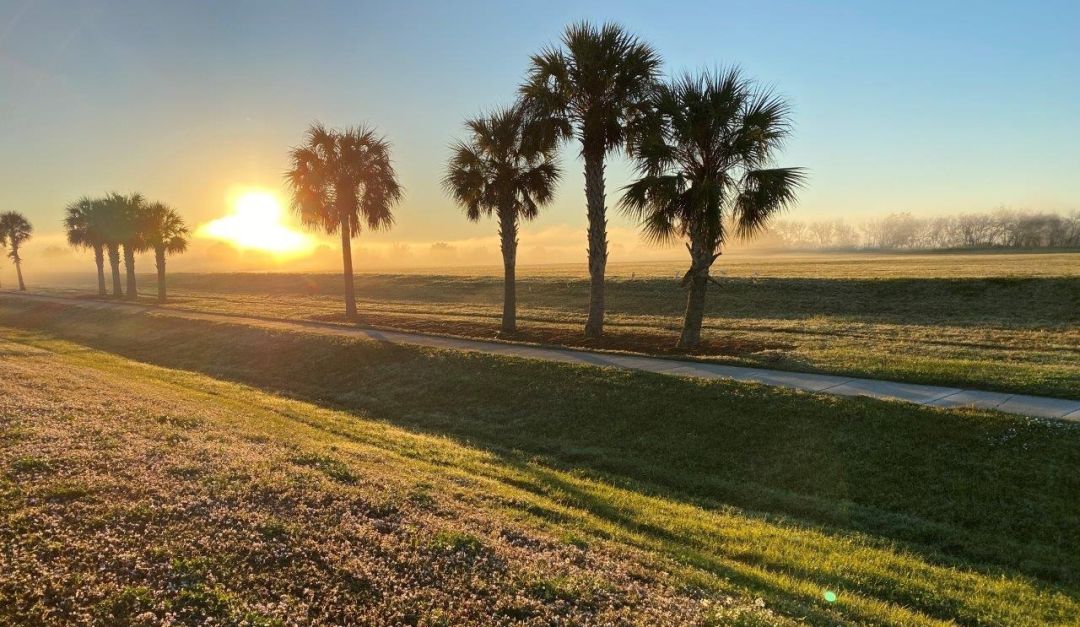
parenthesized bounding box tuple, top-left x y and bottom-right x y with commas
(197, 189, 316, 257)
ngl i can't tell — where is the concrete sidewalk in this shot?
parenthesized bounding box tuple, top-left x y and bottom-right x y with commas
(4, 291, 1078, 421)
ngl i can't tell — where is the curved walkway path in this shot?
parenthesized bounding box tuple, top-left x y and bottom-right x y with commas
(3, 291, 1078, 421)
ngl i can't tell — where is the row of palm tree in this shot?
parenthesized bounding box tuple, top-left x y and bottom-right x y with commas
(0, 211, 33, 291)
(47, 22, 797, 350)
(64, 193, 189, 301)
(281, 21, 802, 350)
(441, 21, 803, 348)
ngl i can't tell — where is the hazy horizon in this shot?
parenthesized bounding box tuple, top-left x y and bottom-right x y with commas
(3, 0, 1079, 279)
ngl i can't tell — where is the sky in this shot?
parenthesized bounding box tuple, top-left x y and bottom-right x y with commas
(2, 0, 1078, 275)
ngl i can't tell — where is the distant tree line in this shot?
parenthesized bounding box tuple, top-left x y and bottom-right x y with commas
(765, 209, 1080, 250)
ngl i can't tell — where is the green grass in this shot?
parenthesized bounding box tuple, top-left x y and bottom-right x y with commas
(2, 299, 1079, 624)
(38, 250, 1080, 398)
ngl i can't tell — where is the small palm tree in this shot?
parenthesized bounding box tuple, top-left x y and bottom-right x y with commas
(64, 196, 110, 296)
(0, 211, 33, 291)
(140, 201, 189, 301)
(286, 123, 403, 319)
(620, 69, 804, 349)
(444, 104, 560, 333)
(521, 21, 661, 338)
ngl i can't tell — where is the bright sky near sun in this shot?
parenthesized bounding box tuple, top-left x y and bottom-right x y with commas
(1, 0, 1078, 271)
(196, 189, 317, 258)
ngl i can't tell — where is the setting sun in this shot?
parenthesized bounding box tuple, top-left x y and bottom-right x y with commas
(197, 189, 316, 257)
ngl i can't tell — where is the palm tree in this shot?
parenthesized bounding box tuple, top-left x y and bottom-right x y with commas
(521, 21, 661, 338)
(444, 104, 561, 333)
(285, 123, 403, 320)
(140, 201, 189, 301)
(620, 69, 804, 350)
(64, 196, 110, 296)
(119, 193, 147, 299)
(0, 212, 33, 291)
(98, 192, 136, 297)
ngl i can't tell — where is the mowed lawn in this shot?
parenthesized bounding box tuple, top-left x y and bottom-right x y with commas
(46, 250, 1079, 399)
(2, 299, 1079, 625)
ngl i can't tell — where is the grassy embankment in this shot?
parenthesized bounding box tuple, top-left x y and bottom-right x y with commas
(43, 251, 1080, 399)
(2, 298, 1079, 625)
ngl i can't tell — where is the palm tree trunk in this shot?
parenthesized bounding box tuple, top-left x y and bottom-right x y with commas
(123, 244, 137, 299)
(498, 209, 518, 334)
(12, 246, 25, 291)
(108, 244, 123, 297)
(155, 246, 166, 302)
(677, 236, 713, 350)
(678, 273, 708, 350)
(340, 215, 357, 320)
(583, 145, 607, 339)
(94, 244, 106, 296)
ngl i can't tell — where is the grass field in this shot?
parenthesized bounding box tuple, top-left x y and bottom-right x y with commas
(37, 250, 1080, 399)
(2, 298, 1079, 624)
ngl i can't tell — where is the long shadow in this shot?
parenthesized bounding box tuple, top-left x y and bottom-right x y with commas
(164, 273, 1080, 327)
(601, 276, 1080, 326)
(3, 301, 1079, 597)
(502, 463, 1065, 625)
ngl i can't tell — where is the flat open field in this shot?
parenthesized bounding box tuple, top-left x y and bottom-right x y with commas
(2, 299, 1079, 625)
(39, 250, 1080, 399)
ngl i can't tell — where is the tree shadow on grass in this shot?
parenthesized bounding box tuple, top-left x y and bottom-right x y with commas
(164, 273, 1080, 327)
(3, 302, 1079, 614)
(498, 462, 1075, 626)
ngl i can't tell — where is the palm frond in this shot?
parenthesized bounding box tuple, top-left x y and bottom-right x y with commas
(733, 167, 806, 239)
(444, 105, 560, 227)
(622, 68, 803, 254)
(0, 211, 33, 248)
(139, 201, 190, 255)
(285, 122, 402, 237)
(520, 21, 660, 155)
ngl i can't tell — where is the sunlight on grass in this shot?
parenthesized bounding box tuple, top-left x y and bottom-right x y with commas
(2, 308, 1079, 624)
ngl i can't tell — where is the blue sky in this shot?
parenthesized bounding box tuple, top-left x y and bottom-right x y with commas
(1, 0, 1078, 268)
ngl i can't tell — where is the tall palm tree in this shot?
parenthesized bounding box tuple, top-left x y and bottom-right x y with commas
(521, 21, 661, 338)
(620, 69, 804, 349)
(444, 104, 561, 333)
(96, 193, 127, 296)
(140, 201, 189, 302)
(0, 212, 33, 291)
(64, 196, 109, 296)
(119, 193, 147, 299)
(96, 192, 147, 297)
(285, 123, 403, 320)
